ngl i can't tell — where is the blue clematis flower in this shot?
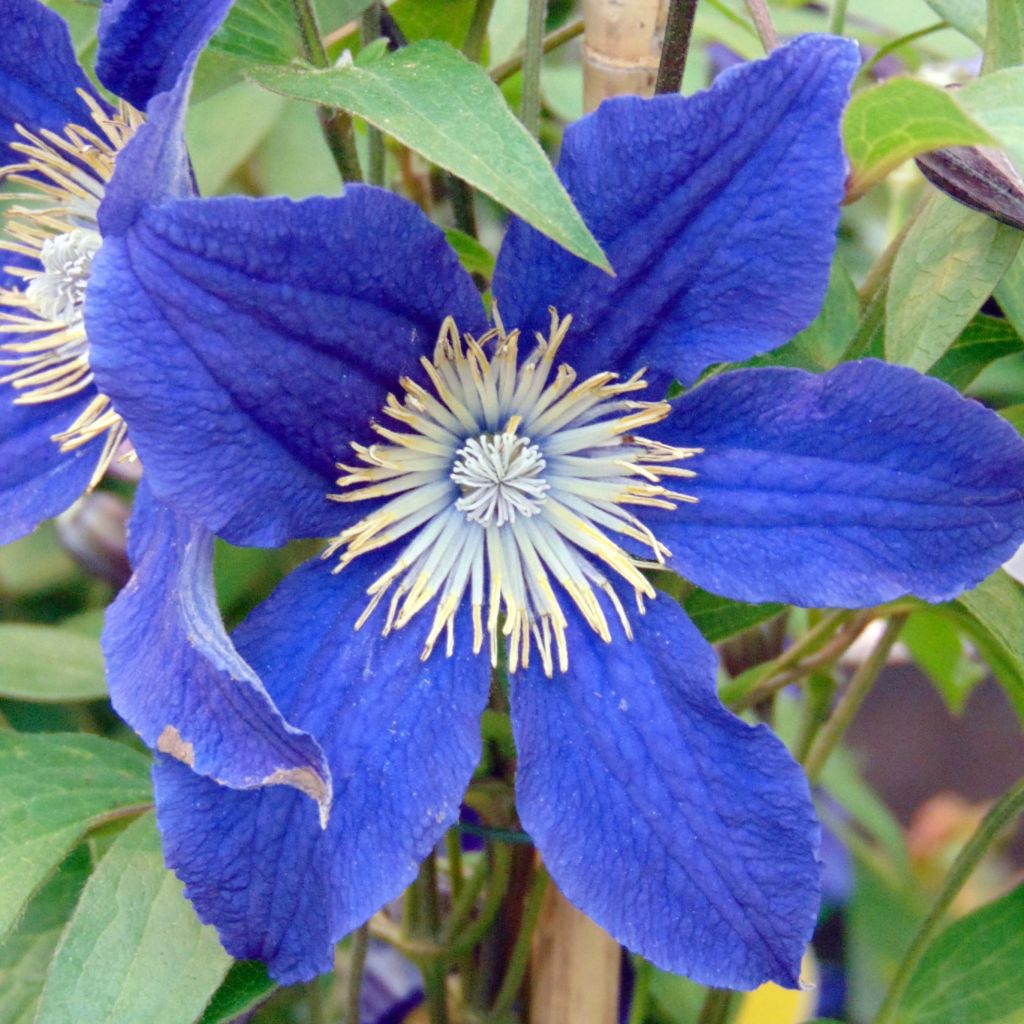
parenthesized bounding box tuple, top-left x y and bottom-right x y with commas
(0, 0, 339, 815)
(88, 33, 1024, 989)
(0, 0, 233, 545)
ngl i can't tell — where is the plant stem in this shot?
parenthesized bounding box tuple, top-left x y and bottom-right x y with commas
(804, 615, 906, 784)
(289, 0, 362, 182)
(418, 853, 449, 1024)
(345, 924, 370, 1024)
(464, 0, 497, 62)
(488, 864, 550, 1017)
(306, 978, 326, 1024)
(721, 610, 849, 707)
(627, 958, 651, 1024)
(491, 17, 584, 84)
(829, 0, 849, 35)
(360, 3, 385, 185)
(731, 612, 874, 712)
(743, 0, 778, 51)
(520, 0, 548, 137)
(857, 22, 947, 82)
(696, 987, 734, 1024)
(874, 777, 1024, 1024)
(655, 0, 699, 94)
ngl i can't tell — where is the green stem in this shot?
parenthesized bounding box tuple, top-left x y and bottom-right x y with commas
(696, 987, 735, 1024)
(345, 924, 370, 1024)
(418, 854, 449, 1024)
(857, 22, 947, 82)
(463, 0, 497, 62)
(792, 672, 837, 763)
(804, 615, 906, 784)
(655, 0, 699, 94)
(743, 0, 778, 51)
(491, 17, 584, 85)
(360, 3, 385, 186)
(445, 844, 513, 961)
(487, 864, 549, 1017)
(446, 827, 465, 902)
(627, 959, 652, 1024)
(731, 612, 874, 713)
(520, 0, 548, 137)
(450, 176, 478, 238)
(874, 777, 1024, 1024)
(829, 0, 849, 35)
(721, 610, 849, 707)
(306, 978, 326, 1024)
(289, 0, 362, 182)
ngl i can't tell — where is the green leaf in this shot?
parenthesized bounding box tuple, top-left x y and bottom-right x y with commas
(925, 0, 986, 44)
(960, 67, 1024, 173)
(928, 312, 1024, 389)
(187, 81, 286, 194)
(943, 570, 1024, 719)
(895, 884, 1024, 1024)
(325, 0, 478, 58)
(249, 42, 610, 271)
(682, 589, 785, 644)
(885, 194, 1022, 370)
(995, 248, 1024, 338)
(843, 78, 993, 200)
(199, 961, 276, 1024)
(744, 260, 860, 371)
(999, 403, 1024, 434)
(0, 624, 107, 703)
(36, 813, 232, 1024)
(901, 610, 987, 713)
(0, 848, 91, 1024)
(0, 734, 150, 943)
(209, 0, 299, 63)
(445, 228, 496, 279)
(983, 0, 1024, 71)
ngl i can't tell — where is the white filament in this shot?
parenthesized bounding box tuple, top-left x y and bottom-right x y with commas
(452, 432, 549, 526)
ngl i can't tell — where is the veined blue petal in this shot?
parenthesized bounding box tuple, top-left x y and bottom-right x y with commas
(0, 389, 97, 545)
(512, 597, 819, 989)
(651, 361, 1024, 606)
(89, 187, 484, 546)
(153, 551, 489, 983)
(97, 0, 234, 110)
(104, 482, 332, 815)
(493, 35, 858, 389)
(0, 0, 97, 162)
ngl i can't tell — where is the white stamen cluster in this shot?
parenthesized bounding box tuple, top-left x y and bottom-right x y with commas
(451, 432, 549, 526)
(326, 310, 702, 677)
(0, 91, 141, 489)
(26, 229, 102, 323)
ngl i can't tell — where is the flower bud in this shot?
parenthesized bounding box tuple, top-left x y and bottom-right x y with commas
(916, 144, 1024, 231)
(56, 491, 131, 588)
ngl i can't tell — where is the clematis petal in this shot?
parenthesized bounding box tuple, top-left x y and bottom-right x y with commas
(97, 0, 235, 110)
(0, 0, 96, 161)
(89, 187, 484, 547)
(152, 552, 489, 983)
(0, 390, 97, 545)
(103, 482, 332, 816)
(492, 34, 858, 389)
(512, 596, 819, 990)
(651, 361, 1024, 606)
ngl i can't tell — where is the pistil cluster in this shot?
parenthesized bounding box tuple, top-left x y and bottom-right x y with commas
(326, 311, 701, 676)
(0, 91, 140, 487)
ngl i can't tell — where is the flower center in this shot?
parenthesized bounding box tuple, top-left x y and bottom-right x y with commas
(452, 431, 549, 526)
(26, 228, 102, 324)
(325, 311, 701, 677)
(0, 91, 141, 489)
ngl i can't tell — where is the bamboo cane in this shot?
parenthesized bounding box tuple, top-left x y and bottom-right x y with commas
(528, 883, 621, 1024)
(582, 0, 671, 111)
